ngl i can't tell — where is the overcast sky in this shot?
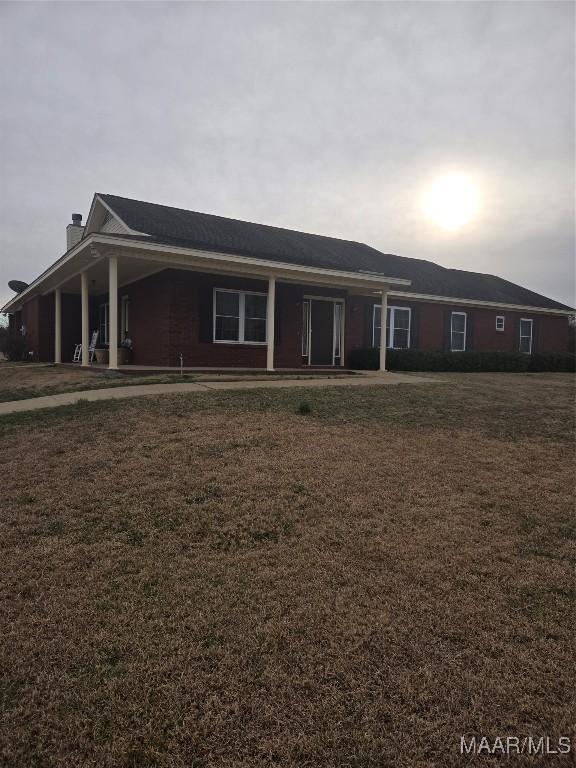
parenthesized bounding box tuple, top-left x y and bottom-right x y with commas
(0, 1, 574, 310)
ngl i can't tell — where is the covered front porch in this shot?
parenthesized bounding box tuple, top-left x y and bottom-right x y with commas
(20, 235, 410, 372)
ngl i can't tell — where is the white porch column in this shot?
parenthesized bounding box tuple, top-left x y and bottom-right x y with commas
(54, 287, 62, 364)
(108, 256, 118, 370)
(267, 276, 276, 371)
(81, 272, 90, 367)
(379, 290, 388, 372)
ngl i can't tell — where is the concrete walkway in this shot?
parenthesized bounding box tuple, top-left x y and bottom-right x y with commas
(0, 371, 435, 416)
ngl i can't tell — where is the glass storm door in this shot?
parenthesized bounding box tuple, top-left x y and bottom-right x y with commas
(305, 298, 344, 366)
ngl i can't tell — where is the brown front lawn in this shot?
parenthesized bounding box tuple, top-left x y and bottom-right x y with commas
(0, 374, 574, 767)
(0, 361, 105, 399)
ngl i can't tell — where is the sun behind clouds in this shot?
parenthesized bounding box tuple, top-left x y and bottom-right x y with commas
(423, 173, 480, 231)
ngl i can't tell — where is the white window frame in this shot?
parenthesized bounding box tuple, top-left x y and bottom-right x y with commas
(450, 311, 467, 352)
(519, 318, 533, 354)
(495, 315, 505, 332)
(213, 288, 268, 345)
(373, 305, 411, 349)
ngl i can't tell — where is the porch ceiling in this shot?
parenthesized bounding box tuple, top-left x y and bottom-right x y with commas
(48, 254, 163, 297)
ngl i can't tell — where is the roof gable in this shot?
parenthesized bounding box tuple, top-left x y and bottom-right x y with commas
(84, 194, 150, 239)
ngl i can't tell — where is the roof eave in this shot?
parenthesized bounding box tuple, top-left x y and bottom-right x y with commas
(1, 234, 97, 313)
(387, 289, 574, 316)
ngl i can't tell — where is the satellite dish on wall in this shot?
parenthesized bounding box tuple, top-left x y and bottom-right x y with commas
(8, 280, 29, 294)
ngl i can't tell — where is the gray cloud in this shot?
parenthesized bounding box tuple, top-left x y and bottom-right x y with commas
(1, 1, 574, 308)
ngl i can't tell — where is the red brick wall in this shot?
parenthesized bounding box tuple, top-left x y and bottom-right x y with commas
(31, 269, 569, 367)
(533, 314, 572, 354)
(61, 294, 82, 362)
(166, 271, 266, 367)
(348, 296, 571, 355)
(20, 292, 105, 363)
(107, 272, 171, 366)
(274, 283, 304, 368)
(345, 294, 371, 355)
(38, 294, 55, 362)
(19, 295, 53, 362)
(20, 297, 40, 359)
(118, 269, 354, 368)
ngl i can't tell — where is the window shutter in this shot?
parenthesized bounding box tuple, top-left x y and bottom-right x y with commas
(199, 285, 213, 343)
(443, 309, 452, 352)
(274, 290, 282, 346)
(514, 316, 521, 352)
(410, 305, 419, 350)
(366, 303, 375, 347)
(466, 312, 474, 351)
(531, 317, 539, 353)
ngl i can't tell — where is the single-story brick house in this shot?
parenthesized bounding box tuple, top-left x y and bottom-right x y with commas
(2, 193, 573, 370)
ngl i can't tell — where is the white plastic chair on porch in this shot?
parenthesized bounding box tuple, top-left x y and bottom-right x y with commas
(73, 330, 99, 363)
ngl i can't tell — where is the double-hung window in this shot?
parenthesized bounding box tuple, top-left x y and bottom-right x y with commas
(495, 315, 505, 332)
(213, 289, 267, 344)
(450, 312, 467, 352)
(519, 318, 533, 354)
(373, 305, 411, 349)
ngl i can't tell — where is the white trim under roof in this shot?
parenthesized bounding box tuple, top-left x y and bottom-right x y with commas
(1, 236, 94, 313)
(387, 290, 573, 317)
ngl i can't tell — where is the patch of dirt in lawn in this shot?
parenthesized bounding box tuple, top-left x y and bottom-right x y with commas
(0, 362, 103, 392)
(1, 400, 574, 767)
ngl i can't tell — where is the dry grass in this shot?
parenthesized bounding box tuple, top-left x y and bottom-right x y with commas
(0, 362, 104, 395)
(0, 374, 574, 767)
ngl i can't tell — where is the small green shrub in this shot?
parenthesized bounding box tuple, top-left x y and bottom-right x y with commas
(347, 348, 379, 370)
(528, 353, 576, 373)
(297, 401, 312, 415)
(3, 333, 28, 362)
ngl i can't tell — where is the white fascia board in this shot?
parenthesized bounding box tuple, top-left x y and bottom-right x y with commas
(91, 234, 412, 289)
(387, 290, 574, 317)
(0, 235, 96, 313)
(82, 194, 100, 237)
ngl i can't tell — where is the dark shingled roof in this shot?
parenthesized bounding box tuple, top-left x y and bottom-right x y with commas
(100, 194, 572, 311)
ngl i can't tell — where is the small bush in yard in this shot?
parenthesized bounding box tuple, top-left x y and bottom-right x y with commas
(297, 401, 312, 415)
(528, 353, 576, 372)
(347, 347, 575, 373)
(2, 333, 29, 362)
(347, 347, 380, 370)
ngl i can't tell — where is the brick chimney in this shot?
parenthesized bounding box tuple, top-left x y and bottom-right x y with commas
(66, 213, 84, 250)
